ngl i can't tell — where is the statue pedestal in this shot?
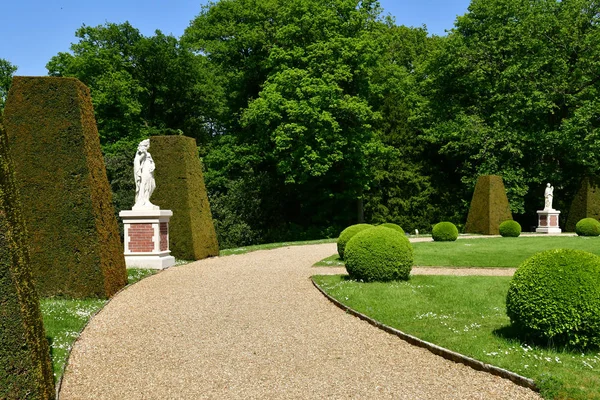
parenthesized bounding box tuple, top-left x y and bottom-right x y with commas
(119, 209, 175, 269)
(536, 209, 561, 234)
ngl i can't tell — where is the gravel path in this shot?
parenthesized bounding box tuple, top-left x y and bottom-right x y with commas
(60, 243, 539, 399)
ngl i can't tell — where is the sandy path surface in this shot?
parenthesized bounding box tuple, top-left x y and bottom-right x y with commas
(60, 243, 539, 399)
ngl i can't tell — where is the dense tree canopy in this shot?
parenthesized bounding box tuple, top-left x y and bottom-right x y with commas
(417, 0, 600, 222)
(43, 0, 600, 246)
(47, 22, 225, 154)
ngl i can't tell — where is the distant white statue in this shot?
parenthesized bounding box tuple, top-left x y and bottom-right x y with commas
(544, 183, 554, 210)
(133, 139, 157, 210)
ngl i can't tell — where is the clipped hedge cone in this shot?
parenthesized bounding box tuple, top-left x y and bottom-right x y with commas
(3, 77, 127, 298)
(0, 121, 55, 399)
(150, 135, 219, 260)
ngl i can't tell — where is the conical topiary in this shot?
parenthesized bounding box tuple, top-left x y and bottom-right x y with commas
(565, 177, 600, 232)
(150, 135, 219, 260)
(0, 121, 55, 399)
(465, 175, 513, 235)
(3, 77, 127, 298)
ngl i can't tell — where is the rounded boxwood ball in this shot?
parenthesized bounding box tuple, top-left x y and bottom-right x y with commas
(575, 218, 600, 237)
(506, 249, 600, 349)
(499, 220, 521, 237)
(337, 223, 373, 260)
(380, 222, 404, 235)
(432, 222, 458, 242)
(344, 226, 413, 282)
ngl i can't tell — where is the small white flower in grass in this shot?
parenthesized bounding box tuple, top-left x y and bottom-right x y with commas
(524, 365, 529, 368)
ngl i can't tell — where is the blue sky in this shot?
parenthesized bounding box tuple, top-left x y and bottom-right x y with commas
(1, 0, 471, 76)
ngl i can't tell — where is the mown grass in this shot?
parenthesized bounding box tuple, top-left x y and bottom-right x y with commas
(219, 237, 337, 256)
(314, 236, 600, 268)
(41, 268, 158, 381)
(313, 274, 600, 399)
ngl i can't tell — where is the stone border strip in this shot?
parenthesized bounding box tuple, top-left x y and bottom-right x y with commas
(311, 277, 538, 392)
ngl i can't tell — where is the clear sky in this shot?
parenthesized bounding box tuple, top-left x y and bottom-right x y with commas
(0, 0, 471, 76)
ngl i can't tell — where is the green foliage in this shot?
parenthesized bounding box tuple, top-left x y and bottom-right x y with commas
(337, 223, 373, 260)
(575, 218, 600, 237)
(344, 226, 413, 281)
(150, 135, 219, 259)
(0, 121, 55, 399)
(185, 0, 390, 243)
(499, 220, 521, 237)
(506, 249, 600, 349)
(416, 0, 600, 222)
(3, 77, 127, 298)
(465, 175, 513, 235)
(0, 59, 17, 114)
(380, 222, 404, 234)
(566, 177, 600, 232)
(498, 220, 521, 237)
(432, 222, 458, 242)
(47, 22, 225, 153)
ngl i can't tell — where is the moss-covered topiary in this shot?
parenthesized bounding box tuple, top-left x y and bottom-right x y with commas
(432, 221, 458, 241)
(337, 223, 373, 260)
(344, 226, 413, 282)
(379, 222, 405, 235)
(566, 177, 600, 232)
(465, 175, 513, 235)
(3, 77, 127, 298)
(0, 121, 55, 399)
(575, 218, 600, 237)
(506, 249, 600, 349)
(149, 136, 219, 260)
(499, 220, 521, 237)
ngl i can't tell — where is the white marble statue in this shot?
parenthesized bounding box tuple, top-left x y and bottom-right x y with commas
(544, 183, 554, 210)
(133, 139, 157, 210)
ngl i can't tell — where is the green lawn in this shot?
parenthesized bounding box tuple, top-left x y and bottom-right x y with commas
(41, 268, 158, 381)
(313, 274, 600, 400)
(314, 236, 600, 268)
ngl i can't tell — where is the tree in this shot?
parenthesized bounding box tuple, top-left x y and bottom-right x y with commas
(47, 22, 225, 154)
(0, 59, 17, 114)
(184, 0, 387, 243)
(416, 0, 600, 225)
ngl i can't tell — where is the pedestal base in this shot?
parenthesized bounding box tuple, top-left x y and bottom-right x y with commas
(124, 254, 175, 269)
(119, 209, 175, 269)
(536, 209, 561, 234)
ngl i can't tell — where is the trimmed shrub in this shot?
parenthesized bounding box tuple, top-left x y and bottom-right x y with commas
(345, 226, 413, 281)
(499, 220, 521, 237)
(506, 249, 600, 349)
(575, 218, 600, 237)
(337, 223, 372, 260)
(149, 136, 219, 260)
(380, 222, 405, 235)
(432, 222, 458, 241)
(566, 176, 600, 232)
(0, 121, 55, 399)
(465, 175, 513, 235)
(3, 77, 127, 298)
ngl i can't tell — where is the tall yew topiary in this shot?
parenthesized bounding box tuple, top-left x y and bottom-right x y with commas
(565, 177, 600, 232)
(0, 121, 55, 399)
(3, 77, 127, 298)
(149, 135, 219, 260)
(465, 175, 513, 235)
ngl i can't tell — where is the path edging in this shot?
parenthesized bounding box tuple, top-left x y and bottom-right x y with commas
(311, 277, 538, 392)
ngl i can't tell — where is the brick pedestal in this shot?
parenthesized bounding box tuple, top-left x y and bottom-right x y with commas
(536, 209, 562, 234)
(119, 209, 176, 269)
